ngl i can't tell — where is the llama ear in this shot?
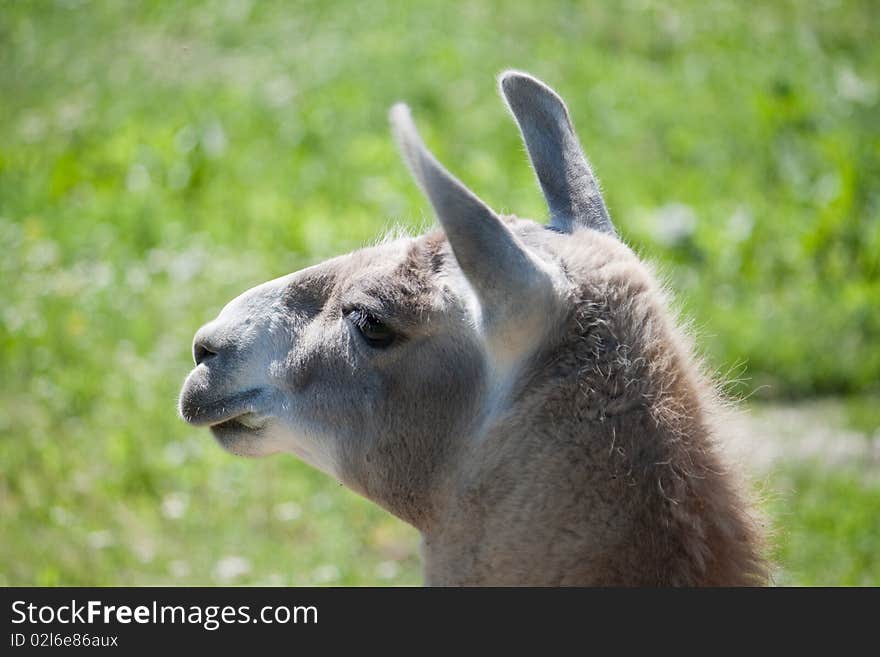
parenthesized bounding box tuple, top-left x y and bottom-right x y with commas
(389, 102, 556, 342)
(499, 70, 615, 236)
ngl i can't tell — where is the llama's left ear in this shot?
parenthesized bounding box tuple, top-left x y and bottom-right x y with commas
(389, 102, 557, 347)
(499, 70, 615, 236)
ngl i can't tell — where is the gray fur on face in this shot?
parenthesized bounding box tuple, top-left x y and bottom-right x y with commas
(178, 73, 767, 586)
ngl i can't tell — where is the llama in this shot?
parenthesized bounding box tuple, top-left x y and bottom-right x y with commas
(178, 71, 768, 586)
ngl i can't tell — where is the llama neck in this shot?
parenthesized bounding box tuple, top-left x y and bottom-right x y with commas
(420, 392, 767, 586)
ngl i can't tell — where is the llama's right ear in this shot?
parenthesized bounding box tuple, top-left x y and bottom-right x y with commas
(499, 71, 615, 236)
(389, 103, 557, 346)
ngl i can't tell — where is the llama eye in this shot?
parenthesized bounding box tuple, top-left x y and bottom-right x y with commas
(346, 308, 396, 348)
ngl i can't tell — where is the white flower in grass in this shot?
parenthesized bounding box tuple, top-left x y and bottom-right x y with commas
(202, 121, 227, 158)
(375, 561, 400, 580)
(161, 493, 188, 519)
(88, 530, 114, 549)
(214, 556, 252, 582)
(312, 564, 340, 584)
(126, 163, 151, 193)
(274, 501, 302, 522)
(169, 560, 191, 579)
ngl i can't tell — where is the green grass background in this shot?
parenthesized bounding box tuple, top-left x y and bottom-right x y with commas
(1, 0, 878, 585)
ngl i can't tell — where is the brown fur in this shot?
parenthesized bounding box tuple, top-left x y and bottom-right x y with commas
(410, 223, 768, 585)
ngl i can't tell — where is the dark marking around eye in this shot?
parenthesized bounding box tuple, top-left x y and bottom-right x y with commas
(346, 308, 397, 349)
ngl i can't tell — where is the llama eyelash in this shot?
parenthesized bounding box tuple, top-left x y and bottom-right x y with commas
(345, 307, 397, 349)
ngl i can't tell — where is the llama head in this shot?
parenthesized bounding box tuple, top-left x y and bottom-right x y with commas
(178, 71, 628, 525)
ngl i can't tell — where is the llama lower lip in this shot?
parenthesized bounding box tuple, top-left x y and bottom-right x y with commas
(210, 411, 268, 434)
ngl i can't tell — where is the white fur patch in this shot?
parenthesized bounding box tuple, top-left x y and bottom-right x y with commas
(263, 422, 340, 479)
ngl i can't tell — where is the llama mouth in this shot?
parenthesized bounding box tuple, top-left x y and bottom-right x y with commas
(178, 386, 266, 428)
(210, 412, 268, 434)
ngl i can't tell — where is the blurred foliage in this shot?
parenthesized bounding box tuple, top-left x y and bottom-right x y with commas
(770, 467, 880, 586)
(0, 0, 878, 585)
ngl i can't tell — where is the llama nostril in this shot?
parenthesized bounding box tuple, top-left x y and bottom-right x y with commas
(193, 340, 218, 366)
